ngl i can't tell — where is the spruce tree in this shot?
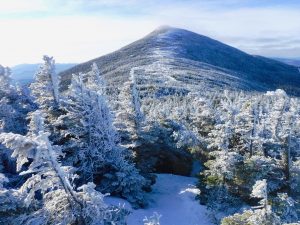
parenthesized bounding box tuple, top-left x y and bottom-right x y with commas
(115, 68, 145, 145)
(61, 71, 146, 207)
(0, 111, 123, 224)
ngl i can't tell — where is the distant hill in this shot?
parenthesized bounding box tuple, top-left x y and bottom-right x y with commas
(273, 58, 300, 67)
(60, 26, 300, 96)
(12, 63, 77, 84)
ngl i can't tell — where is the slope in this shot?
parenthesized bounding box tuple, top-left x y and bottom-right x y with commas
(60, 26, 300, 96)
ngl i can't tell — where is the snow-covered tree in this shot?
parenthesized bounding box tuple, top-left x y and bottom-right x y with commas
(260, 90, 300, 193)
(0, 97, 16, 133)
(116, 68, 145, 144)
(0, 65, 36, 177)
(61, 72, 146, 206)
(221, 208, 281, 225)
(0, 110, 124, 224)
(222, 179, 283, 225)
(207, 91, 242, 153)
(0, 65, 13, 117)
(272, 193, 298, 223)
(61, 73, 120, 179)
(188, 94, 216, 138)
(251, 179, 268, 210)
(205, 91, 244, 185)
(199, 90, 300, 222)
(172, 123, 201, 149)
(235, 96, 261, 157)
(0, 64, 34, 134)
(205, 151, 243, 185)
(290, 159, 300, 206)
(87, 62, 106, 94)
(265, 89, 288, 141)
(29, 55, 66, 149)
(30, 55, 60, 109)
(0, 65, 12, 93)
(0, 111, 81, 205)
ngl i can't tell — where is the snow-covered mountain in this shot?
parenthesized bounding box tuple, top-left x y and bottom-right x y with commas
(60, 26, 300, 96)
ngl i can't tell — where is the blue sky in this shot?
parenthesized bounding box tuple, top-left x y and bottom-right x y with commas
(1, 0, 300, 66)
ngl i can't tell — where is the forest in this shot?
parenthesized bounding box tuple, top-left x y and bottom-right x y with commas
(0, 56, 300, 225)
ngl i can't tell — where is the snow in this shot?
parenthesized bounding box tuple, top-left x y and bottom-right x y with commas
(105, 173, 212, 225)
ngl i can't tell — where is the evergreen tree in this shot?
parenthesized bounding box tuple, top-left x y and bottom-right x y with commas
(0, 97, 16, 133)
(61, 72, 146, 207)
(0, 64, 34, 135)
(0, 110, 124, 224)
(0, 64, 36, 176)
(87, 62, 106, 94)
(30, 55, 60, 109)
(272, 193, 298, 223)
(290, 159, 300, 199)
(235, 96, 261, 157)
(115, 68, 145, 145)
(0, 65, 12, 93)
(222, 179, 281, 225)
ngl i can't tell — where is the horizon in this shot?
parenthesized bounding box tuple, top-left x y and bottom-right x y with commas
(1, 0, 300, 66)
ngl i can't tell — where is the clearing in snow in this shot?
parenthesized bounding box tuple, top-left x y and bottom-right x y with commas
(105, 173, 212, 225)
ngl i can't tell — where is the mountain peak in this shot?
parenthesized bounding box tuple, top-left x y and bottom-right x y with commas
(60, 27, 300, 96)
(147, 26, 194, 38)
(147, 25, 176, 36)
(154, 25, 173, 31)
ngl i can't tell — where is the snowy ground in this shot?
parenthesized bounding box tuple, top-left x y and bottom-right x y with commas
(105, 173, 212, 225)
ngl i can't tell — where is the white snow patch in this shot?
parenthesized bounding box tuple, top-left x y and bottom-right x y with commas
(105, 173, 212, 225)
(179, 187, 201, 195)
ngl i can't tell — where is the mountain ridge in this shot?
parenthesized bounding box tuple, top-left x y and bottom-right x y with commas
(60, 26, 300, 96)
